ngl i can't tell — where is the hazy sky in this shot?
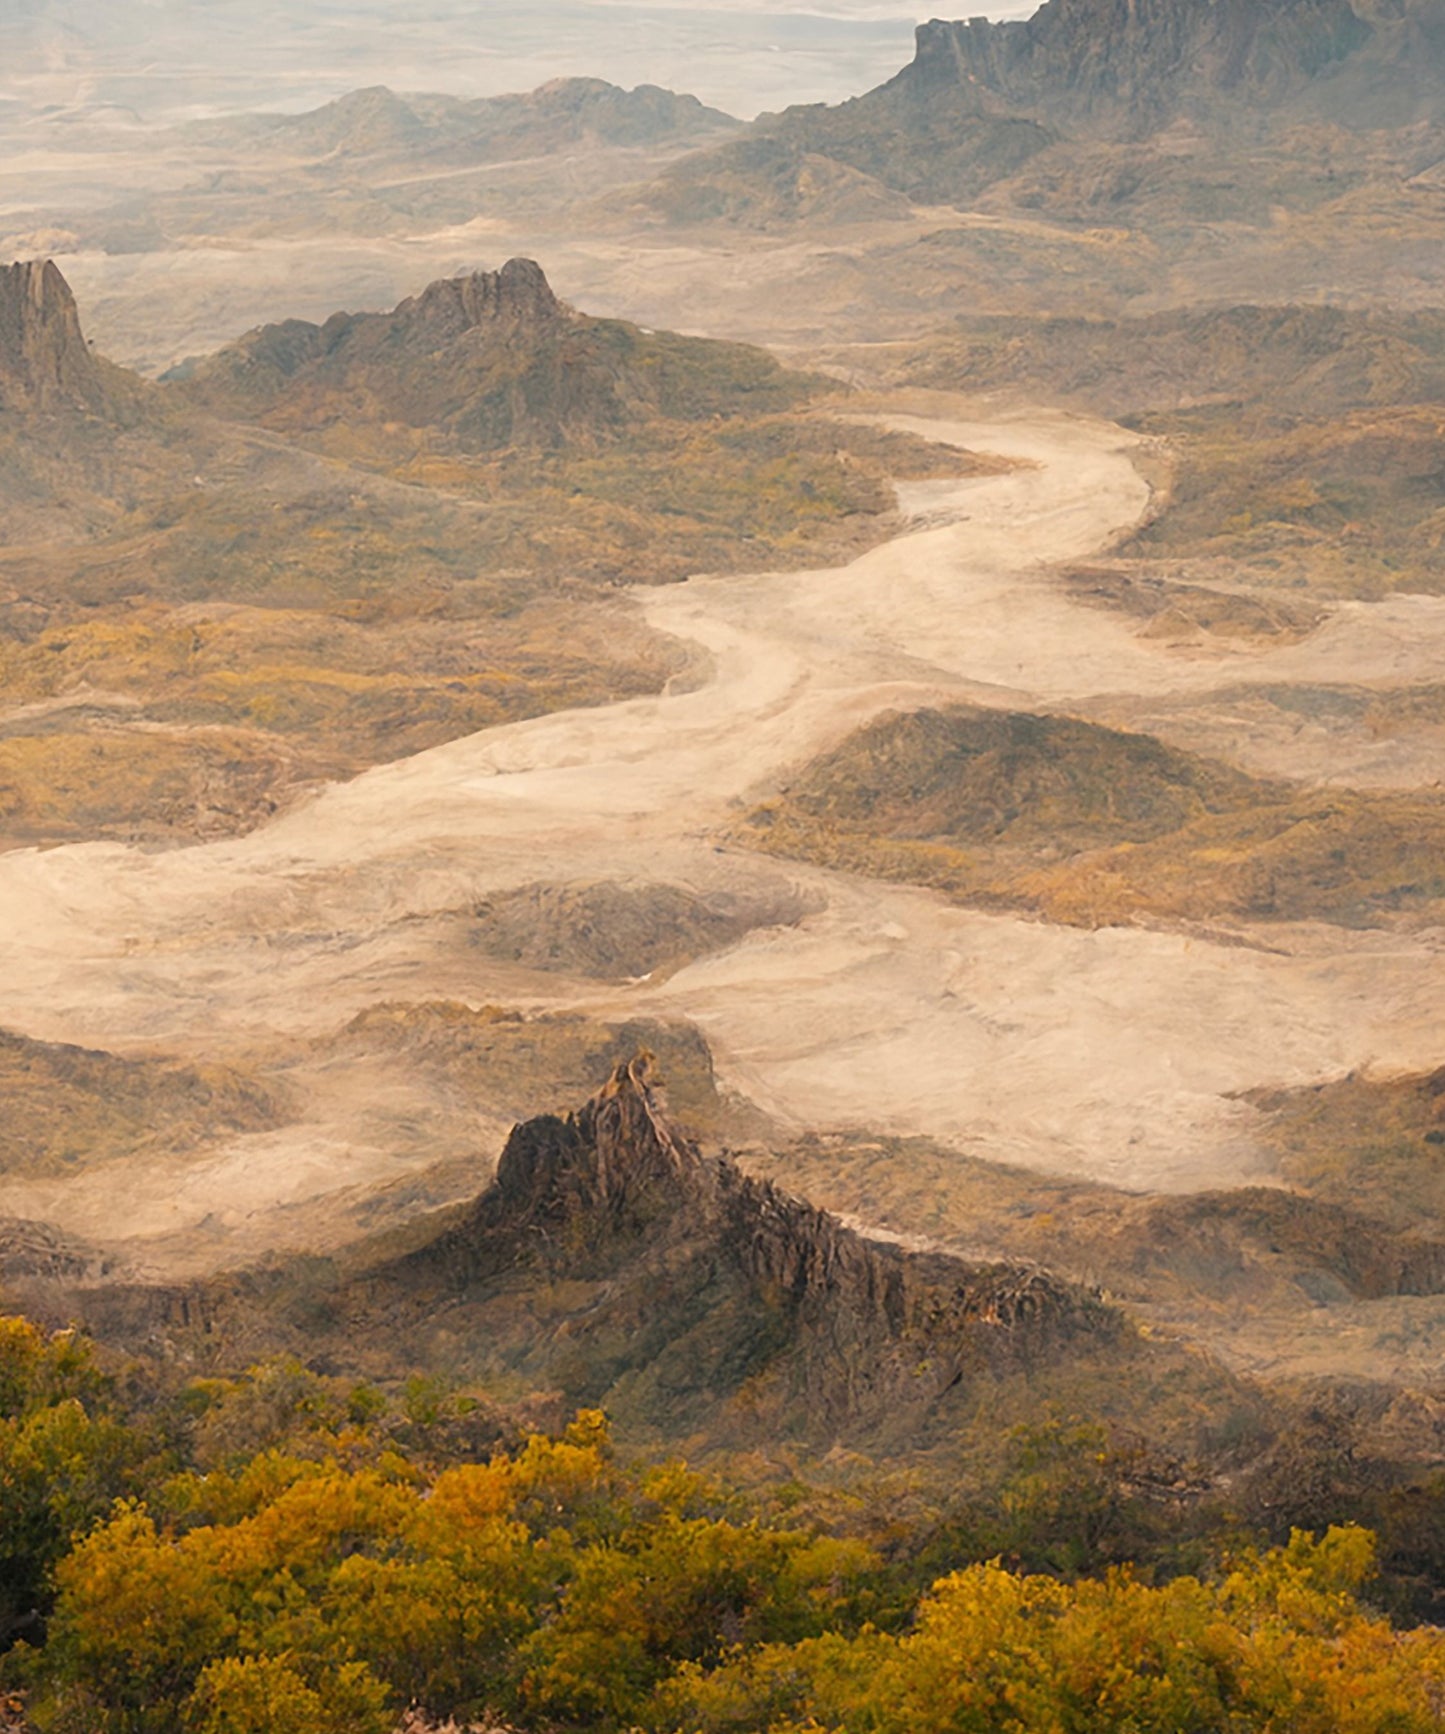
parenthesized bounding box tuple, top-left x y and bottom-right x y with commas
(0, 1, 1039, 120)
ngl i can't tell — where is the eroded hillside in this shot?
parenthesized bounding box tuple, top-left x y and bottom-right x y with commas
(0, 258, 967, 848)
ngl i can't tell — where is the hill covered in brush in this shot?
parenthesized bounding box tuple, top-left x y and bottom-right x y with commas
(741, 704, 1445, 929)
(0, 1308, 1436, 1734)
(0, 258, 963, 849)
(164, 256, 816, 451)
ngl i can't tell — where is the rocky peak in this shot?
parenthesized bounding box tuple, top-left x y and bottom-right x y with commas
(62, 1055, 1120, 1451)
(580, 1051, 701, 1189)
(398, 258, 563, 337)
(487, 1051, 702, 1233)
(432, 1053, 1113, 1438)
(167, 258, 582, 443)
(0, 259, 108, 414)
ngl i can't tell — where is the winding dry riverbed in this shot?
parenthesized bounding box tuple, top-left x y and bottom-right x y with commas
(2, 395, 1443, 1261)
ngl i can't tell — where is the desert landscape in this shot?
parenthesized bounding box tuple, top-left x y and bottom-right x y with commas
(3, 1, 1445, 1728)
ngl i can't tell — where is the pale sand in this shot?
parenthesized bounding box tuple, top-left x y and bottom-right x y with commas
(2, 398, 1443, 1261)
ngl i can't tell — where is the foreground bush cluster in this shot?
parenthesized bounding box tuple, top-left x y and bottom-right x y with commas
(2, 1316, 1443, 1733)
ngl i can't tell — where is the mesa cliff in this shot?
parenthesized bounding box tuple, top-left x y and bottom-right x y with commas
(902, 0, 1376, 131)
(663, 0, 1445, 218)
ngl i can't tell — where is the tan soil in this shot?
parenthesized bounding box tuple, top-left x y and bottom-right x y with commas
(1, 395, 1442, 1264)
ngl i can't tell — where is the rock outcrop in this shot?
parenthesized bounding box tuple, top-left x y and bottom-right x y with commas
(401, 256, 561, 331)
(0, 259, 109, 414)
(166, 259, 811, 449)
(58, 1055, 1120, 1455)
(0, 1217, 109, 1284)
(163, 259, 574, 439)
(901, 0, 1376, 133)
(341, 1056, 1116, 1446)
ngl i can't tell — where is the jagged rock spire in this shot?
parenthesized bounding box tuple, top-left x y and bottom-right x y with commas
(580, 1051, 700, 1201)
(81, 1053, 1119, 1450)
(487, 1050, 702, 1235)
(0, 259, 108, 414)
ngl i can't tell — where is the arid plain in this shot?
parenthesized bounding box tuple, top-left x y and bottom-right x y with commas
(4, 0, 1445, 1401)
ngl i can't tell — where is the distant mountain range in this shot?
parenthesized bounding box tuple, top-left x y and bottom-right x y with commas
(713, 0, 1445, 211)
(181, 77, 739, 162)
(0, 0, 921, 119)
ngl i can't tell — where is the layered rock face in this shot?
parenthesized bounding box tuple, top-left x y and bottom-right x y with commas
(0, 259, 109, 414)
(900, 0, 1406, 132)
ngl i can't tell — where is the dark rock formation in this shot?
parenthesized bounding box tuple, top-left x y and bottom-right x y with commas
(165, 259, 811, 449)
(340, 1054, 1120, 1446)
(1141, 1187, 1445, 1305)
(0, 260, 109, 414)
(161, 258, 573, 438)
(902, 0, 1376, 133)
(58, 1055, 1121, 1456)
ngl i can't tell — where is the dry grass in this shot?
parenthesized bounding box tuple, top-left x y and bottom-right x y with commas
(0, 339, 970, 848)
(1247, 1068, 1445, 1237)
(888, 309, 1445, 604)
(0, 1028, 284, 1178)
(0, 599, 682, 844)
(1123, 405, 1445, 600)
(738, 704, 1445, 930)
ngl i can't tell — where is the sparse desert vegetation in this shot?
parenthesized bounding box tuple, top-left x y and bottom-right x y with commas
(739, 704, 1445, 929)
(3, 0, 1445, 1724)
(0, 263, 969, 846)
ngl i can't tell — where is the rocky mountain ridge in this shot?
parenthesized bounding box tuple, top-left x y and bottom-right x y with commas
(59, 1055, 1124, 1455)
(166, 256, 816, 448)
(901, 0, 1378, 133)
(651, 0, 1445, 220)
